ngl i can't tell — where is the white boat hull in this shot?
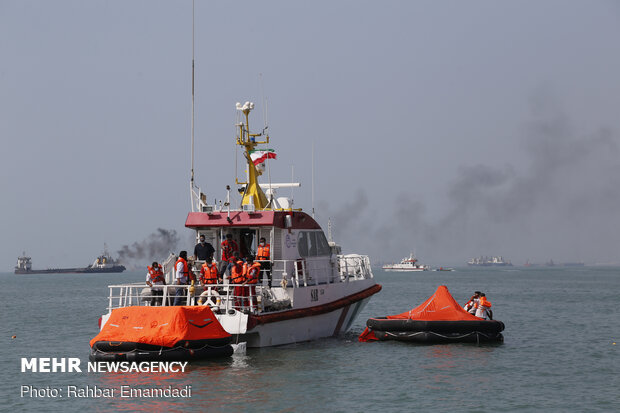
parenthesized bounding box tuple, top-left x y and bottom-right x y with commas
(217, 279, 378, 347)
(236, 297, 371, 347)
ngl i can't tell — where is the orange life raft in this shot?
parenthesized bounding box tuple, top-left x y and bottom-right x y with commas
(359, 285, 504, 344)
(90, 305, 233, 361)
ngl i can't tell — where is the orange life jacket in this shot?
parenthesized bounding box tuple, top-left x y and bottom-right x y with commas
(200, 262, 218, 284)
(175, 257, 193, 283)
(245, 262, 261, 284)
(256, 244, 270, 261)
(221, 239, 239, 262)
(479, 297, 491, 308)
(147, 266, 165, 283)
(229, 260, 246, 284)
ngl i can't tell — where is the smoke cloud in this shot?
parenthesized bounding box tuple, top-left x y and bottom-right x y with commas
(117, 228, 180, 264)
(332, 92, 620, 265)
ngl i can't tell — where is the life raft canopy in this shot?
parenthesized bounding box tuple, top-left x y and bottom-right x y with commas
(90, 306, 233, 360)
(359, 285, 504, 343)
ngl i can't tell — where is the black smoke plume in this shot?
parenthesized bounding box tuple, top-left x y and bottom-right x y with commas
(328, 90, 620, 265)
(117, 228, 180, 264)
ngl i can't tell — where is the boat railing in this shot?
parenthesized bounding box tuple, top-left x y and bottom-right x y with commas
(105, 256, 372, 313)
(106, 282, 270, 314)
(337, 254, 373, 281)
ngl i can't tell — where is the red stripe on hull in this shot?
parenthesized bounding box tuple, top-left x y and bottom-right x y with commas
(333, 304, 351, 336)
(247, 284, 382, 330)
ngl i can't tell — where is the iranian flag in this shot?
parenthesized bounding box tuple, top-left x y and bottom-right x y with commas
(249, 149, 277, 165)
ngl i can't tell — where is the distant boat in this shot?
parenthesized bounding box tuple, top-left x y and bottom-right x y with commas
(545, 259, 585, 267)
(467, 256, 513, 267)
(14, 245, 125, 274)
(432, 267, 455, 272)
(382, 253, 429, 272)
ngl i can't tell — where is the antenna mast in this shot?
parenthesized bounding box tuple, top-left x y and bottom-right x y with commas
(190, 0, 196, 211)
(312, 141, 315, 218)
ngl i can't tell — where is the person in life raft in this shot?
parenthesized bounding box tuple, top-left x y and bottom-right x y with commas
(475, 293, 493, 320)
(464, 291, 481, 314)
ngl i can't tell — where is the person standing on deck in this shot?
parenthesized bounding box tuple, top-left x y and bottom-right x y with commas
(194, 234, 215, 262)
(219, 233, 239, 279)
(200, 257, 219, 286)
(242, 256, 261, 311)
(174, 251, 193, 306)
(256, 237, 272, 288)
(146, 262, 166, 306)
(229, 254, 246, 309)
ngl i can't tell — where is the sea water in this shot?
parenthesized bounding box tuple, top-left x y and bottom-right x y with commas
(2, 267, 619, 412)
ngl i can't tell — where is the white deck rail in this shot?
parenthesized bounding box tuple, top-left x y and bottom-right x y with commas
(106, 255, 373, 313)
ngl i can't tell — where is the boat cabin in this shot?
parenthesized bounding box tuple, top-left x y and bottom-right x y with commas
(185, 209, 339, 287)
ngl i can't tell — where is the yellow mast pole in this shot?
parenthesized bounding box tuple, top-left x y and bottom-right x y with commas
(236, 103, 269, 209)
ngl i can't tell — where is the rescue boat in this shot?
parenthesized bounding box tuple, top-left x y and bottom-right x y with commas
(359, 285, 504, 344)
(382, 252, 429, 272)
(95, 101, 381, 348)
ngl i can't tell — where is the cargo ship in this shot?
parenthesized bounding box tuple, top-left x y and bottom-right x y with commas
(467, 256, 513, 267)
(14, 245, 125, 274)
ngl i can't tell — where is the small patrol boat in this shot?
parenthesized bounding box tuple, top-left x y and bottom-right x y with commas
(382, 252, 429, 272)
(94, 100, 381, 349)
(359, 285, 504, 344)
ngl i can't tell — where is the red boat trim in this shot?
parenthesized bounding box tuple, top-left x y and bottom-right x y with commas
(247, 284, 382, 329)
(333, 304, 351, 336)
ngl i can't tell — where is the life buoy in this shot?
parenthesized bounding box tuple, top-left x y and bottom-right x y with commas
(199, 288, 221, 308)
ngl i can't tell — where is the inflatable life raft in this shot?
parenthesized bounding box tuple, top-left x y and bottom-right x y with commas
(90, 305, 233, 361)
(359, 285, 504, 344)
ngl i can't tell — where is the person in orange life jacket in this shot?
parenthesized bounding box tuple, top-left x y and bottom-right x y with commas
(256, 237, 272, 288)
(173, 251, 194, 306)
(464, 291, 481, 314)
(194, 234, 215, 261)
(200, 257, 219, 286)
(475, 293, 493, 320)
(146, 261, 166, 306)
(228, 254, 246, 308)
(242, 256, 261, 310)
(219, 233, 239, 278)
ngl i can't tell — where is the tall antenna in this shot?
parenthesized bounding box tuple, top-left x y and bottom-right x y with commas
(259, 73, 268, 130)
(190, 0, 196, 210)
(311, 141, 315, 218)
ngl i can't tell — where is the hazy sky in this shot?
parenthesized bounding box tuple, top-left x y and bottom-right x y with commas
(2, 1, 620, 269)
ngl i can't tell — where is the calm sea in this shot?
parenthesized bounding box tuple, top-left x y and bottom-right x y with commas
(2, 266, 619, 412)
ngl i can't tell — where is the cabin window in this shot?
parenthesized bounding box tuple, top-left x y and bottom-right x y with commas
(315, 232, 331, 256)
(297, 231, 331, 257)
(297, 232, 309, 257)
